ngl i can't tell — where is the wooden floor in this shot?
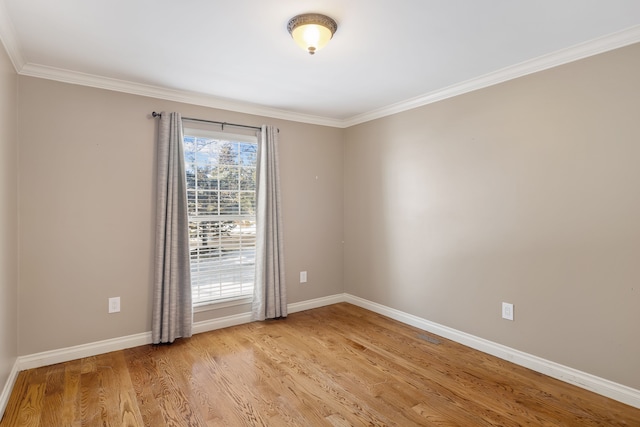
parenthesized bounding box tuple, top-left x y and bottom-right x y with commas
(2, 303, 639, 426)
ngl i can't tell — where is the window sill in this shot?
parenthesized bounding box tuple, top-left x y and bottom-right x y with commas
(193, 296, 253, 313)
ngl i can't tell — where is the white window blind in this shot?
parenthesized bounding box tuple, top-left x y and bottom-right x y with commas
(183, 128, 257, 306)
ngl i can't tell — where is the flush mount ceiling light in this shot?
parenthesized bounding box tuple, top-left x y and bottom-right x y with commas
(287, 13, 338, 55)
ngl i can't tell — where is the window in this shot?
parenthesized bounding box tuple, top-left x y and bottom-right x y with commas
(183, 128, 257, 306)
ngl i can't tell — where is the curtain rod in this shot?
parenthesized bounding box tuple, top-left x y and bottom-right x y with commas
(151, 111, 262, 131)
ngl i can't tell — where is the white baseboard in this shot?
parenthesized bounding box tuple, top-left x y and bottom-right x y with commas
(15, 293, 348, 371)
(344, 293, 640, 409)
(288, 293, 346, 314)
(192, 312, 254, 335)
(18, 332, 153, 371)
(0, 359, 20, 420)
(192, 293, 345, 334)
(6, 293, 639, 411)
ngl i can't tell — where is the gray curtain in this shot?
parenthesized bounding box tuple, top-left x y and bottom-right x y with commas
(152, 112, 193, 343)
(252, 125, 287, 320)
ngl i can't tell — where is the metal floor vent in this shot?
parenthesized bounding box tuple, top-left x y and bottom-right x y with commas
(417, 334, 441, 345)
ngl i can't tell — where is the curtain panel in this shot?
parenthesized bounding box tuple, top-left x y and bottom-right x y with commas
(152, 112, 193, 344)
(252, 125, 287, 320)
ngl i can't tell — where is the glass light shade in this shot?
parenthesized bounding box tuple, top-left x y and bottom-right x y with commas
(287, 14, 337, 55)
(291, 24, 333, 55)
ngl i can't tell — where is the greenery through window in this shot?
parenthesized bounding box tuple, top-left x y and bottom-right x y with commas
(183, 129, 257, 306)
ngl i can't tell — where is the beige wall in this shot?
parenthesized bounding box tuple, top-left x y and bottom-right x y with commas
(344, 43, 640, 389)
(0, 43, 18, 395)
(10, 38, 640, 393)
(17, 77, 344, 355)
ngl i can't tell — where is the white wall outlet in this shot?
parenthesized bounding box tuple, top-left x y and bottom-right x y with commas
(502, 302, 514, 321)
(109, 297, 120, 313)
(300, 271, 307, 283)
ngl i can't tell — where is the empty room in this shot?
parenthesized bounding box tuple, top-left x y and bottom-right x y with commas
(1, 1, 640, 425)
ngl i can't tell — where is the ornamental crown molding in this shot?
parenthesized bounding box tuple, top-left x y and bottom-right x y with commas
(3, 21, 639, 128)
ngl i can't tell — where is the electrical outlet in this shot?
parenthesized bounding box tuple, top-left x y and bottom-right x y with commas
(300, 271, 307, 283)
(502, 302, 514, 321)
(109, 297, 120, 313)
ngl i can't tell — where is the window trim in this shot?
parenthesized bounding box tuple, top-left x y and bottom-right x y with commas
(183, 126, 258, 307)
(193, 295, 253, 313)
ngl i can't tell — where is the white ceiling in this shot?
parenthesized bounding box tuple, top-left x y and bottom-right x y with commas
(1, 0, 640, 127)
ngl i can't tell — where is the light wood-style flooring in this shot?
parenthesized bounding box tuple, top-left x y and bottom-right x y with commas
(2, 303, 639, 426)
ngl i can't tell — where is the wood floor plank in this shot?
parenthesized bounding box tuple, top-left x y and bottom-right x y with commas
(39, 364, 67, 427)
(60, 361, 82, 427)
(2, 302, 640, 426)
(7, 365, 51, 427)
(1, 372, 31, 427)
(14, 383, 45, 427)
(182, 332, 271, 425)
(109, 351, 146, 426)
(258, 319, 431, 426)
(124, 346, 171, 427)
(128, 344, 207, 426)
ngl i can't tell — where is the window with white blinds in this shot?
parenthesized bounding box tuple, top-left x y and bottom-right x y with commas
(183, 128, 257, 306)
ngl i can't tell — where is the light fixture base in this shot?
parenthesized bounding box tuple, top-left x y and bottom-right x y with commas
(287, 13, 338, 55)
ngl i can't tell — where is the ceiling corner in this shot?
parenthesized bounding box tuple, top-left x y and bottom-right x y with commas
(0, 0, 25, 72)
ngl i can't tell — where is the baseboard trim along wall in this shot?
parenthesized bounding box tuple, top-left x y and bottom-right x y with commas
(0, 360, 20, 420)
(191, 294, 344, 335)
(5, 293, 639, 412)
(343, 294, 640, 409)
(14, 294, 344, 372)
(18, 331, 153, 372)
